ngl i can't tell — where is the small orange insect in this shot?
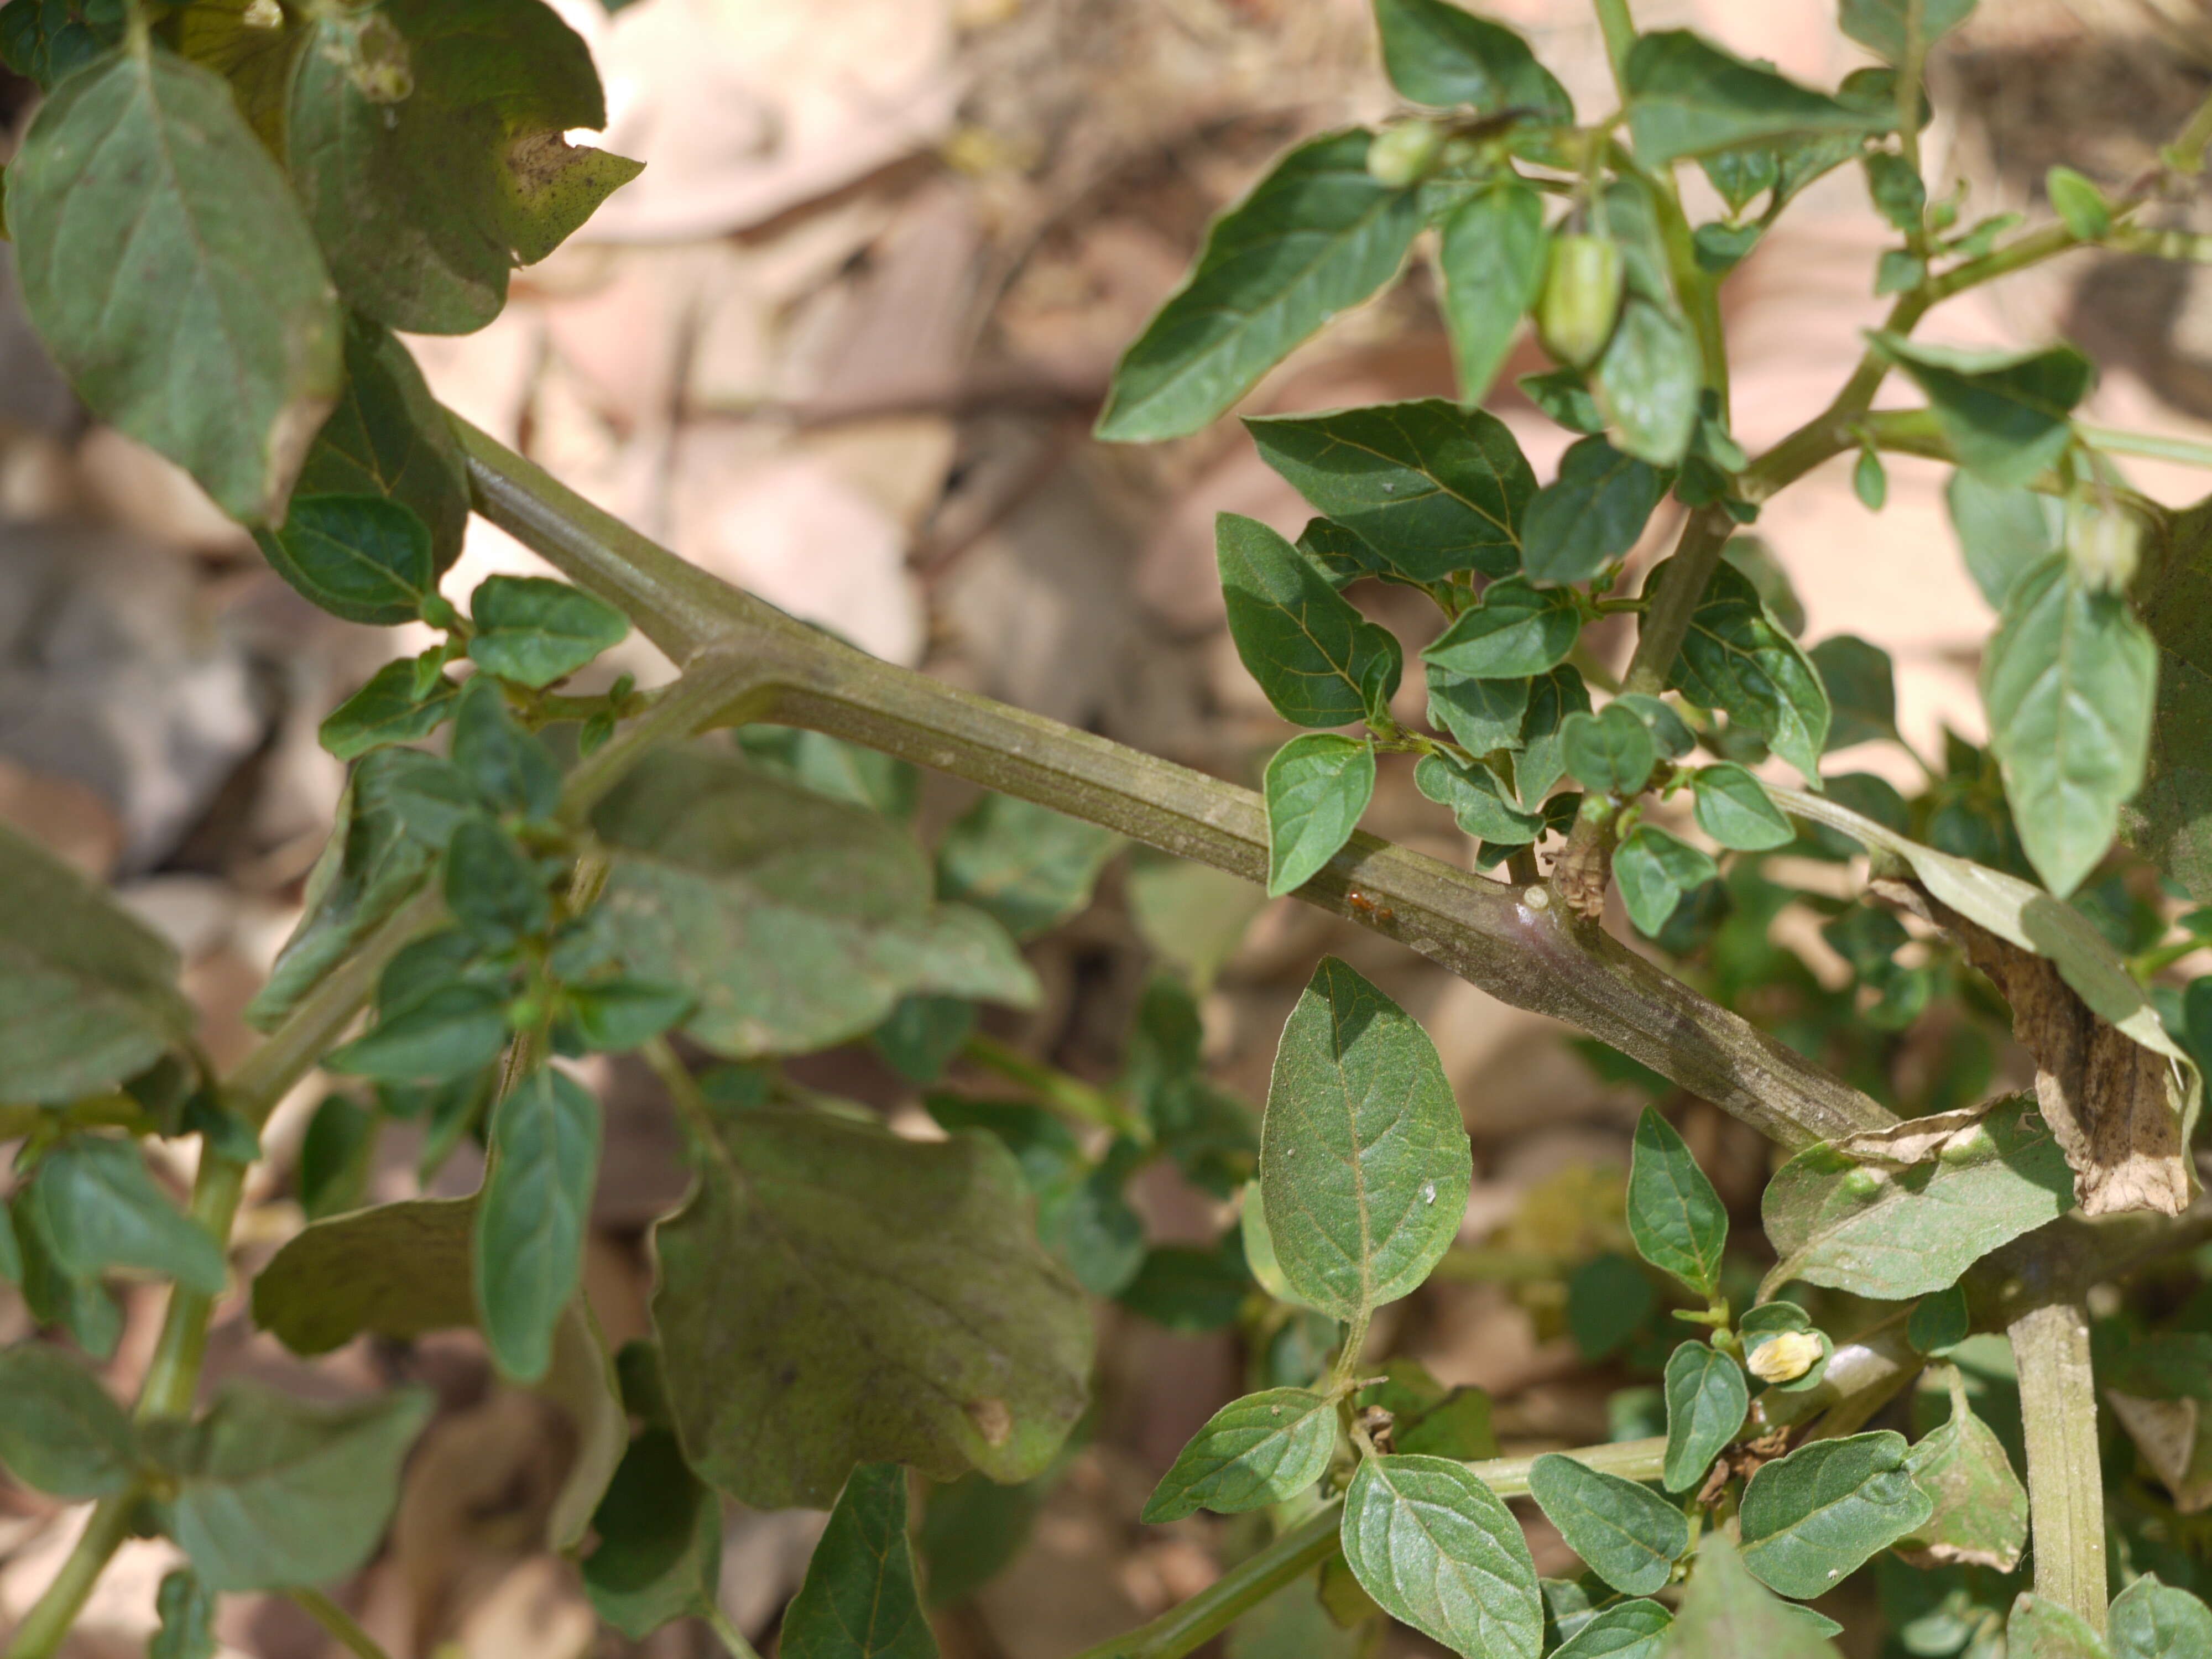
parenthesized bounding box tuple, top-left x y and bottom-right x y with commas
(1347, 890, 1395, 923)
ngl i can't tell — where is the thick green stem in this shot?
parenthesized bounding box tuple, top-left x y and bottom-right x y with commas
(2010, 1296, 2107, 1632)
(456, 420, 1890, 1150)
(1065, 1439, 1667, 1659)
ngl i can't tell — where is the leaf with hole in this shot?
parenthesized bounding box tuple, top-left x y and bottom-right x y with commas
(1527, 1453, 1688, 1598)
(655, 1107, 1091, 1508)
(1248, 400, 1534, 582)
(9, 48, 341, 523)
(1338, 1454, 1544, 1659)
(1097, 132, 1421, 441)
(287, 0, 641, 335)
(1142, 1389, 1336, 1521)
(1265, 735, 1376, 897)
(1738, 1432, 1934, 1599)
(1661, 1342, 1747, 1493)
(1259, 958, 1472, 1320)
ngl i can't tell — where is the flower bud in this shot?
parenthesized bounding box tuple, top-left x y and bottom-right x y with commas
(2065, 497, 2141, 593)
(1366, 120, 1446, 190)
(1747, 1329, 1824, 1385)
(1537, 234, 1625, 369)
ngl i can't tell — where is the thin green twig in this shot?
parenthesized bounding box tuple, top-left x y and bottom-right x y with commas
(290, 1590, 394, 1659)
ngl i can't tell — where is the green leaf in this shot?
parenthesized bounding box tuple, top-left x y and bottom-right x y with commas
(592, 749, 1037, 1058)
(0, 1342, 138, 1498)
(288, 0, 641, 335)
(0, 0, 124, 91)
(1908, 1285, 1971, 1355)
(1141, 1389, 1336, 1521)
(1624, 31, 1887, 168)
(9, 48, 341, 523)
(1669, 1532, 1842, 1657)
(1809, 635, 1897, 750)
(1661, 1341, 1747, 1493)
(466, 575, 629, 689)
(1520, 369, 1606, 436)
(1663, 560, 1831, 782)
(2047, 165, 2112, 242)
(1626, 1107, 1726, 1298)
(780, 1464, 937, 1659)
(1593, 299, 1700, 467)
(1371, 0, 1571, 117)
(241, 1197, 523, 1359)
(1561, 705, 1658, 797)
(1096, 133, 1420, 441)
(325, 982, 509, 1083)
(1897, 1370, 2027, 1572)
(162, 1380, 434, 1593)
(1761, 1096, 2074, 1300)
(1265, 735, 1376, 897)
(1414, 753, 1547, 844)
(2008, 1594, 2111, 1657)
(1339, 1453, 1543, 1659)
(1736, 1431, 1935, 1599)
(1438, 182, 1547, 404)
(1427, 668, 1529, 756)
(1853, 447, 1887, 510)
(0, 820, 191, 1105)
(1947, 472, 2063, 609)
(1614, 826, 1718, 937)
(1691, 764, 1794, 851)
(445, 819, 550, 950)
(297, 314, 472, 571)
(1839, 0, 1978, 62)
(320, 659, 457, 761)
(1248, 400, 1535, 583)
(248, 749, 488, 1030)
(1527, 1453, 1688, 1598)
(255, 495, 437, 625)
(936, 793, 1121, 940)
(1117, 1238, 1252, 1333)
(27, 1137, 226, 1295)
(298, 1095, 375, 1223)
(1548, 1599, 1672, 1659)
(1570, 1253, 1657, 1360)
(476, 1067, 601, 1383)
(1296, 518, 1394, 589)
(1423, 578, 1580, 680)
(1218, 513, 1404, 725)
(566, 979, 693, 1055)
(581, 1427, 721, 1638)
(655, 1107, 1091, 1508)
(450, 674, 561, 820)
(739, 726, 920, 822)
(150, 1568, 217, 1659)
(2110, 1575, 2212, 1659)
(1981, 554, 2156, 898)
(1516, 666, 1593, 804)
(1872, 335, 2094, 488)
(1258, 957, 1472, 1320)
(1521, 437, 1670, 585)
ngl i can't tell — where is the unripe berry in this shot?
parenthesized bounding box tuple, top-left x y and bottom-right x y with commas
(1366, 120, 1446, 189)
(1537, 234, 1625, 369)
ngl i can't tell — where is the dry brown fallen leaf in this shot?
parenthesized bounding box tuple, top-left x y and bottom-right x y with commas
(1872, 877, 2189, 1217)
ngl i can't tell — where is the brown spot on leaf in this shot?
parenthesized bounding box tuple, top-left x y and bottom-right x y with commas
(1872, 878, 2188, 1217)
(966, 1397, 1012, 1447)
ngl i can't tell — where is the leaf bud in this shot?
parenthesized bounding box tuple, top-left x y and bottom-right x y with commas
(1366, 120, 1446, 190)
(2064, 497, 2141, 593)
(1537, 233, 1625, 369)
(1746, 1329, 1824, 1385)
